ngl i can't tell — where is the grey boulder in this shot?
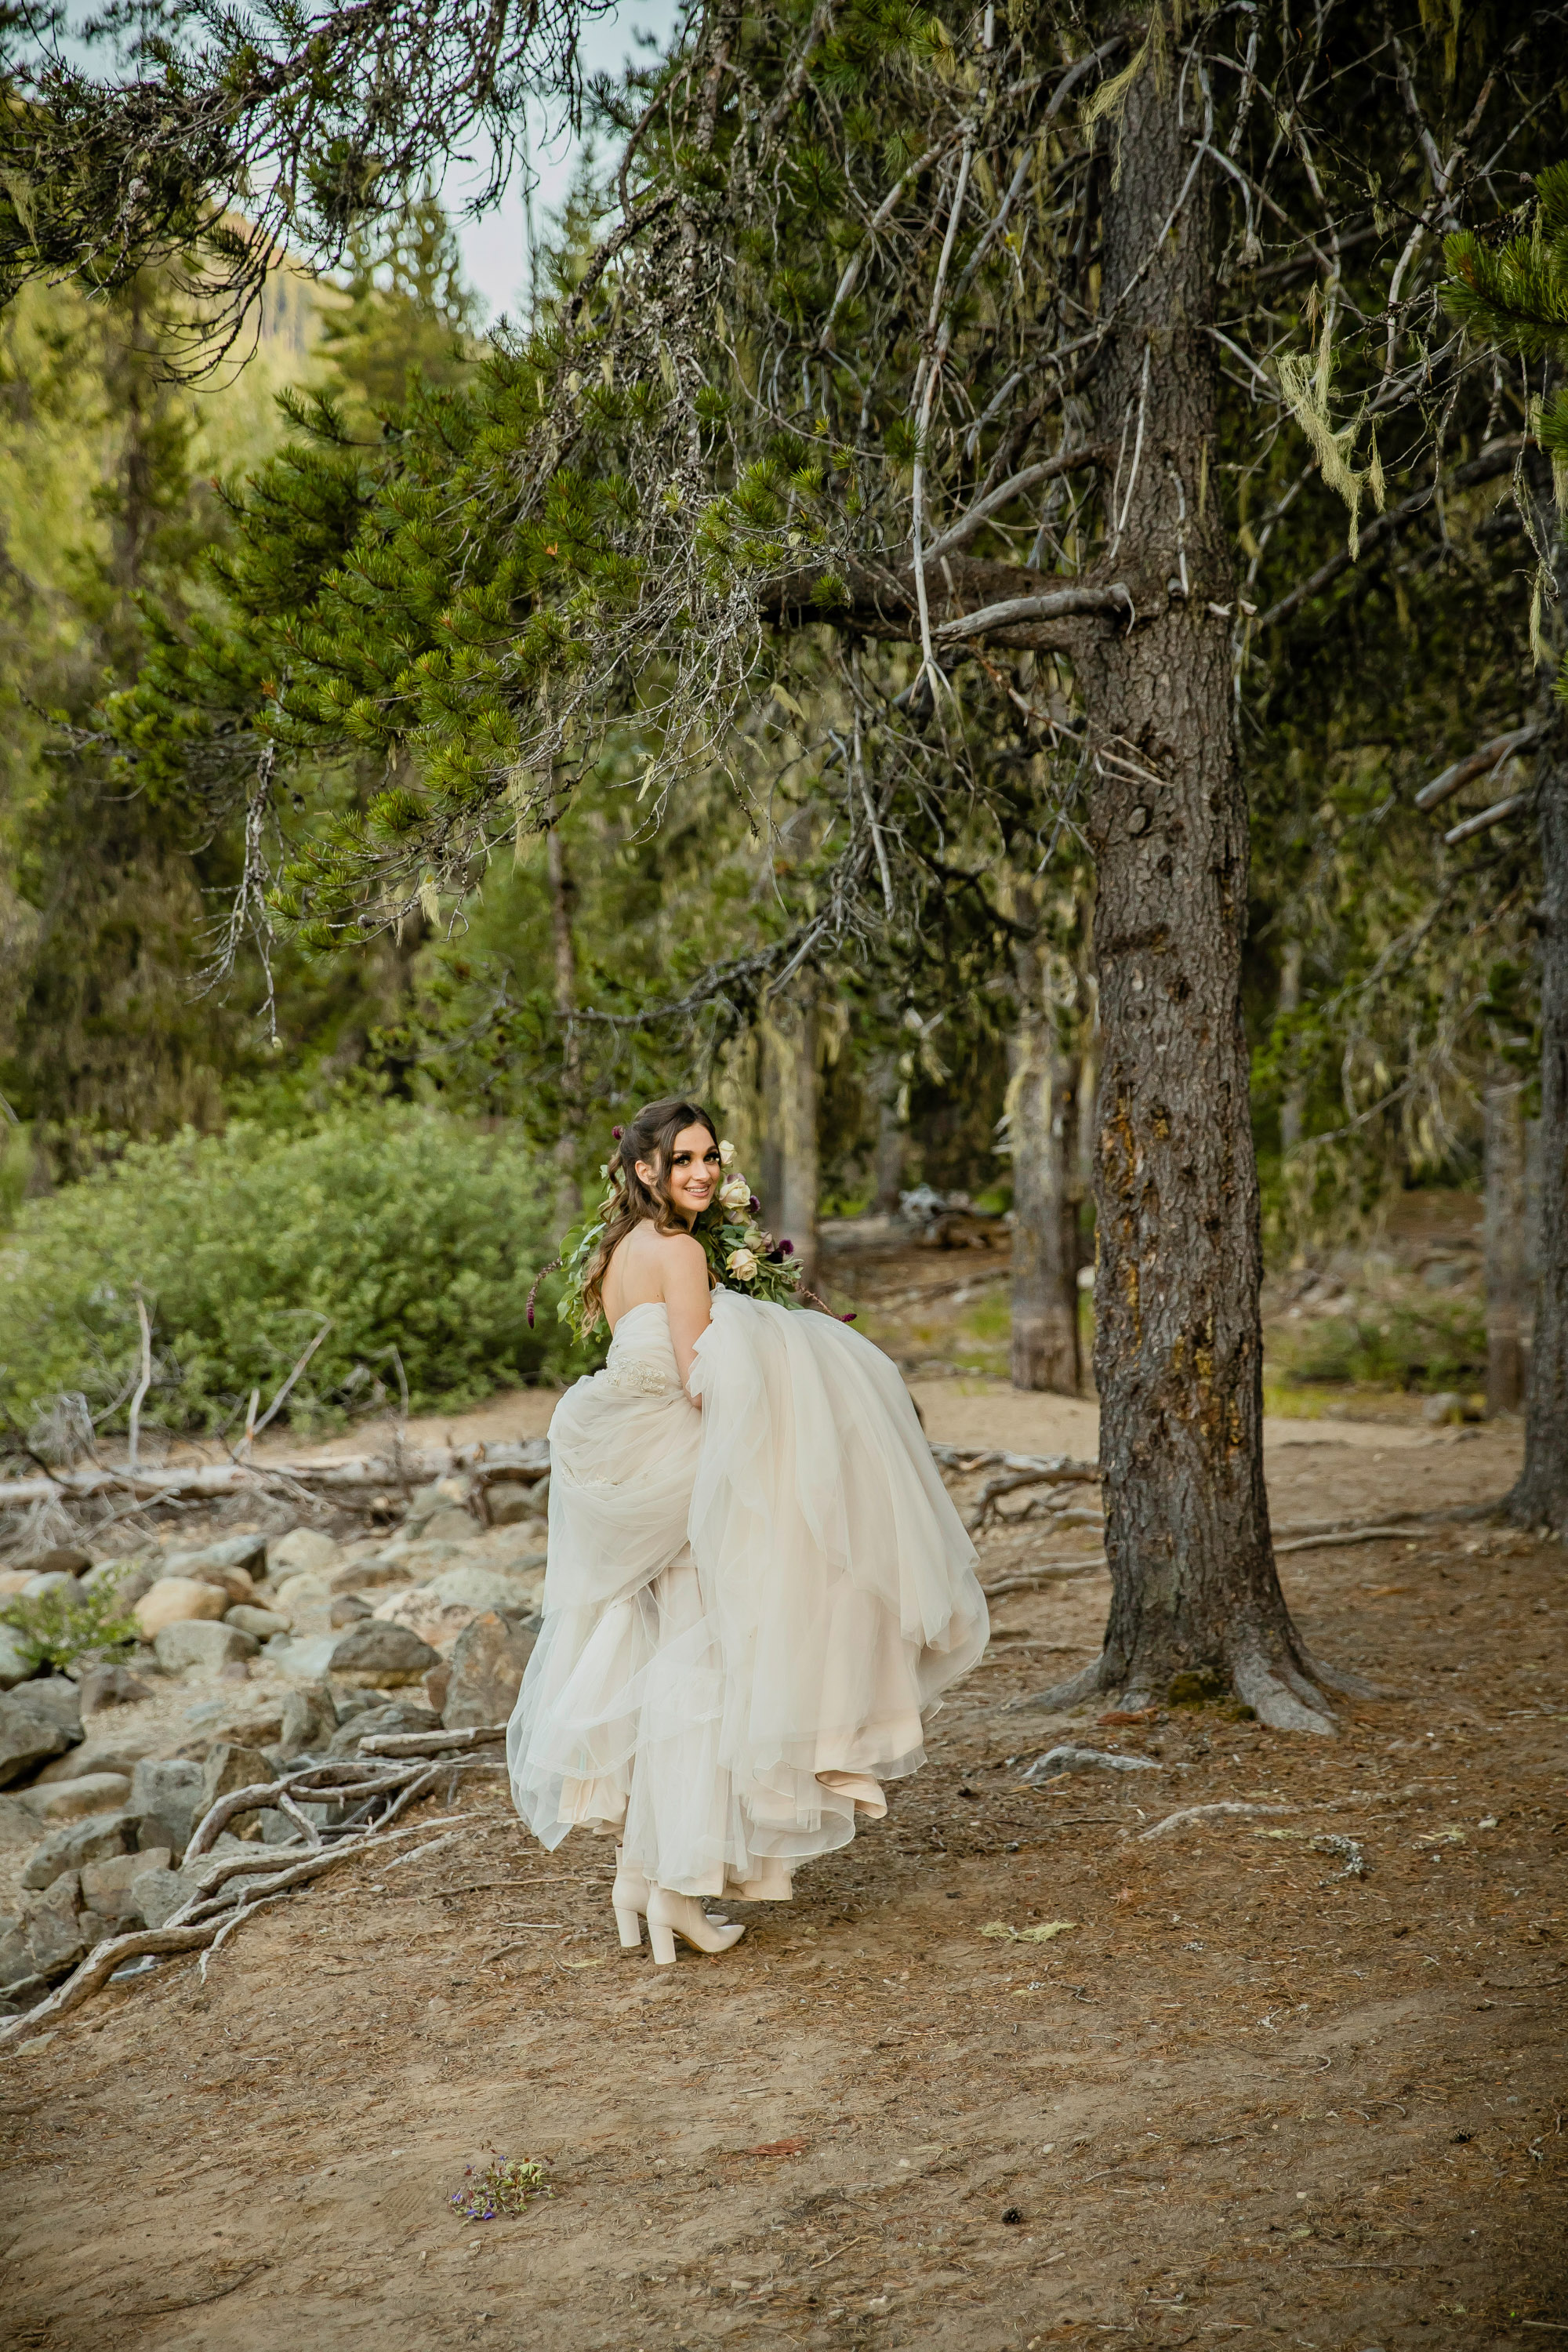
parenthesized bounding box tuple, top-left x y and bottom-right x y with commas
(153, 1620, 259, 1672)
(198, 1742, 278, 1835)
(21, 1813, 133, 1892)
(0, 1627, 34, 1690)
(126, 1758, 206, 1855)
(78, 1664, 152, 1713)
(0, 1690, 78, 1787)
(326, 1621, 441, 1688)
(18, 1872, 91, 1977)
(226, 1605, 289, 1641)
(14, 1677, 83, 1737)
(443, 1610, 537, 1730)
(82, 1846, 171, 1925)
(16, 1545, 92, 1578)
(164, 1532, 269, 1579)
(277, 1682, 338, 1759)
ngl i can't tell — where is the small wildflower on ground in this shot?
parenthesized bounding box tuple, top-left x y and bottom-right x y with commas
(449, 2154, 554, 2221)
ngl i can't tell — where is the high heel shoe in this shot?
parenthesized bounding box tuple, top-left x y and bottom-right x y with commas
(646, 1886, 747, 1967)
(612, 1847, 651, 1950)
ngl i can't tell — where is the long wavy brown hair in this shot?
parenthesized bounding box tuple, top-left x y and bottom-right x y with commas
(579, 1098, 720, 1330)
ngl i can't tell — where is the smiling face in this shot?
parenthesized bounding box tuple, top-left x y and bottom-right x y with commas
(637, 1123, 721, 1228)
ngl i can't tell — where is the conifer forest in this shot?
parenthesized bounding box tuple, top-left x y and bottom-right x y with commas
(0, 5, 1564, 2347)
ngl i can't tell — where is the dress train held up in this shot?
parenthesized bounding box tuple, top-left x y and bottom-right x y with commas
(506, 1290, 989, 1899)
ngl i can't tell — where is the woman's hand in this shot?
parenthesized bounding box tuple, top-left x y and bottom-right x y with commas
(659, 1230, 713, 1399)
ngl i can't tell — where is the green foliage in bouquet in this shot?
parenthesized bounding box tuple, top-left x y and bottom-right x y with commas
(549, 1141, 804, 1343)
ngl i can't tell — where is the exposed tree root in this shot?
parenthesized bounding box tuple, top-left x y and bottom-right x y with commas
(1139, 1802, 1294, 1841)
(0, 1726, 514, 2048)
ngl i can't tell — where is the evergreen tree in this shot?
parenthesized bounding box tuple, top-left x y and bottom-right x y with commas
(110, 4, 1568, 1721)
(1439, 165, 1568, 1530)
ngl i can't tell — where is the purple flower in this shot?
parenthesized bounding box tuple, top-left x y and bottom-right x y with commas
(840, 1312, 857, 1323)
(780, 1237, 794, 1257)
(748, 1192, 760, 1214)
(612, 1125, 623, 1141)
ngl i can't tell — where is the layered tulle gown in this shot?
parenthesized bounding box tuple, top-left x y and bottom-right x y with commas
(506, 1290, 989, 1899)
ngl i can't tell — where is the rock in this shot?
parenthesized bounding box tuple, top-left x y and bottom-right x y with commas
(369, 1586, 476, 1652)
(78, 1664, 152, 1713)
(0, 1628, 34, 1690)
(81, 1846, 170, 1924)
(13, 1677, 82, 1737)
(267, 1635, 343, 1687)
(135, 1577, 227, 1638)
(181, 1697, 287, 1753)
(443, 1611, 538, 1729)
(404, 1478, 467, 1533)
(19, 1871, 89, 1976)
(130, 1864, 202, 1929)
(486, 1478, 547, 1527)
(0, 1919, 38, 1990)
(423, 1661, 450, 1715)
(277, 1682, 338, 1758)
(20, 1772, 133, 1823)
(422, 1505, 480, 1544)
(152, 1620, 259, 1672)
(20, 1570, 81, 1601)
(429, 1563, 545, 1616)
(273, 1572, 334, 1636)
(328, 1592, 373, 1628)
(327, 1621, 441, 1688)
(477, 1535, 549, 1577)
(328, 1555, 413, 1595)
(0, 1692, 74, 1786)
(127, 1759, 206, 1855)
(198, 1742, 278, 1831)
(1019, 1745, 1161, 1783)
(267, 1528, 340, 1580)
(164, 1532, 269, 1580)
(1422, 1390, 1466, 1426)
(18, 1545, 92, 1578)
(34, 1736, 154, 1784)
(226, 1605, 289, 1641)
(327, 1699, 441, 1756)
(83, 1559, 154, 1607)
(21, 1814, 133, 1890)
(178, 1563, 256, 1607)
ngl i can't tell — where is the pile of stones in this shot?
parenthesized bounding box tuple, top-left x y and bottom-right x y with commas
(0, 1470, 546, 2014)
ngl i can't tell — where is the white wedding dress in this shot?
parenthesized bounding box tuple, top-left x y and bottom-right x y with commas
(506, 1290, 989, 1899)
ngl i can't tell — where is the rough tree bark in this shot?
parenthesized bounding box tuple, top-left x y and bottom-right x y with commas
(546, 818, 581, 1230)
(1030, 62, 1349, 1730)
(1483, 1067, 1528, 1418)
(763, 996, 819, 1291)
(872, 1046, 908, 1214)
(1009, 945, 1081, 1393)
(1512, 734, 1568, 1530)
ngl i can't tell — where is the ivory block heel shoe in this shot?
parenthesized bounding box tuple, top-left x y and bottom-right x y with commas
(612, 1847, 651, 1949)
(646, 1886, 746, 1967)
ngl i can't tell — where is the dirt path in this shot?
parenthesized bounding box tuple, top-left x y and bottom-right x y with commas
(2, 1402, 1563, 2352)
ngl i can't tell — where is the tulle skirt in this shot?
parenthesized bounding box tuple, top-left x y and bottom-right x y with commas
(506, 1290, 988, 1898)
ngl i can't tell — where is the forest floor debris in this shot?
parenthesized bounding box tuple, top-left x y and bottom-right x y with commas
(0, 1393, 1561, 2350)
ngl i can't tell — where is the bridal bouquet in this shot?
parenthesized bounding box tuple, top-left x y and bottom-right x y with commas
(548, 1139, 804, 1341)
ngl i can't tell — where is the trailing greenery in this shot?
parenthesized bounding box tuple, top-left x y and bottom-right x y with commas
(0, 1105, 575, 1434)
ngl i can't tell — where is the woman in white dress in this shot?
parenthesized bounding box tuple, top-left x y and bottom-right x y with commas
(507, 1098, 989, 1965)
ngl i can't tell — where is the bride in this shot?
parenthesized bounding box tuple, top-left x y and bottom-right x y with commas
(506, 1097, 989, 1966)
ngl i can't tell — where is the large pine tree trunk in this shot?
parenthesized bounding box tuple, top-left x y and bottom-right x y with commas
(546, 820, 581, 1231)
(1009, 962, 1081, 1393)
(1033, 61, 1343, 1730)
(763, 999, 819, 1291)
(1483, 1067, 1528, 1418)
(1512, 735, 1568, 1529)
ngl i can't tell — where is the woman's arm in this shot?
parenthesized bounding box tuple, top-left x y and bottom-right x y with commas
(659, 1231, 713, 1396)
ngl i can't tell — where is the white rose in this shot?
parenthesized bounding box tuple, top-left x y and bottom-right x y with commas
(725, 1246, 760, 1282)
(719, 1174, 750, 1210)
(718, 1138, 737, 1167)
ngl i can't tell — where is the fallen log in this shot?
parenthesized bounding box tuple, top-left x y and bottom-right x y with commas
(0, 1437, 550, 1513)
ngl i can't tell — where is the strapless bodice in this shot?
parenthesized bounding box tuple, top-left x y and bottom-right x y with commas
(604, 1299, 683, 1397)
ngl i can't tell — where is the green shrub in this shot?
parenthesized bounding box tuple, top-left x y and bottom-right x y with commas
(1270, 1298, 1486, 1393)
(0, 1570, 140, 1672)
(0, 1107, 579, 1432)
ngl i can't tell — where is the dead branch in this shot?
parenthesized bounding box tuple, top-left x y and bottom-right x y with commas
(356, 1725, 508, 1757)
(0, 1436, 548, 1513)
(1274, 1522, 1436, 1555)
(1138, 1802, 1294, 1841)
(966, 1458, 1104, 1530)
(1443, 791, 1530, 846)
(1414, 724, 1543, 811)
(981, 1555, 1107, 1596)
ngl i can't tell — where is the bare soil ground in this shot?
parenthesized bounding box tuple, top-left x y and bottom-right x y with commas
(2, 1397, 1564, 2352)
